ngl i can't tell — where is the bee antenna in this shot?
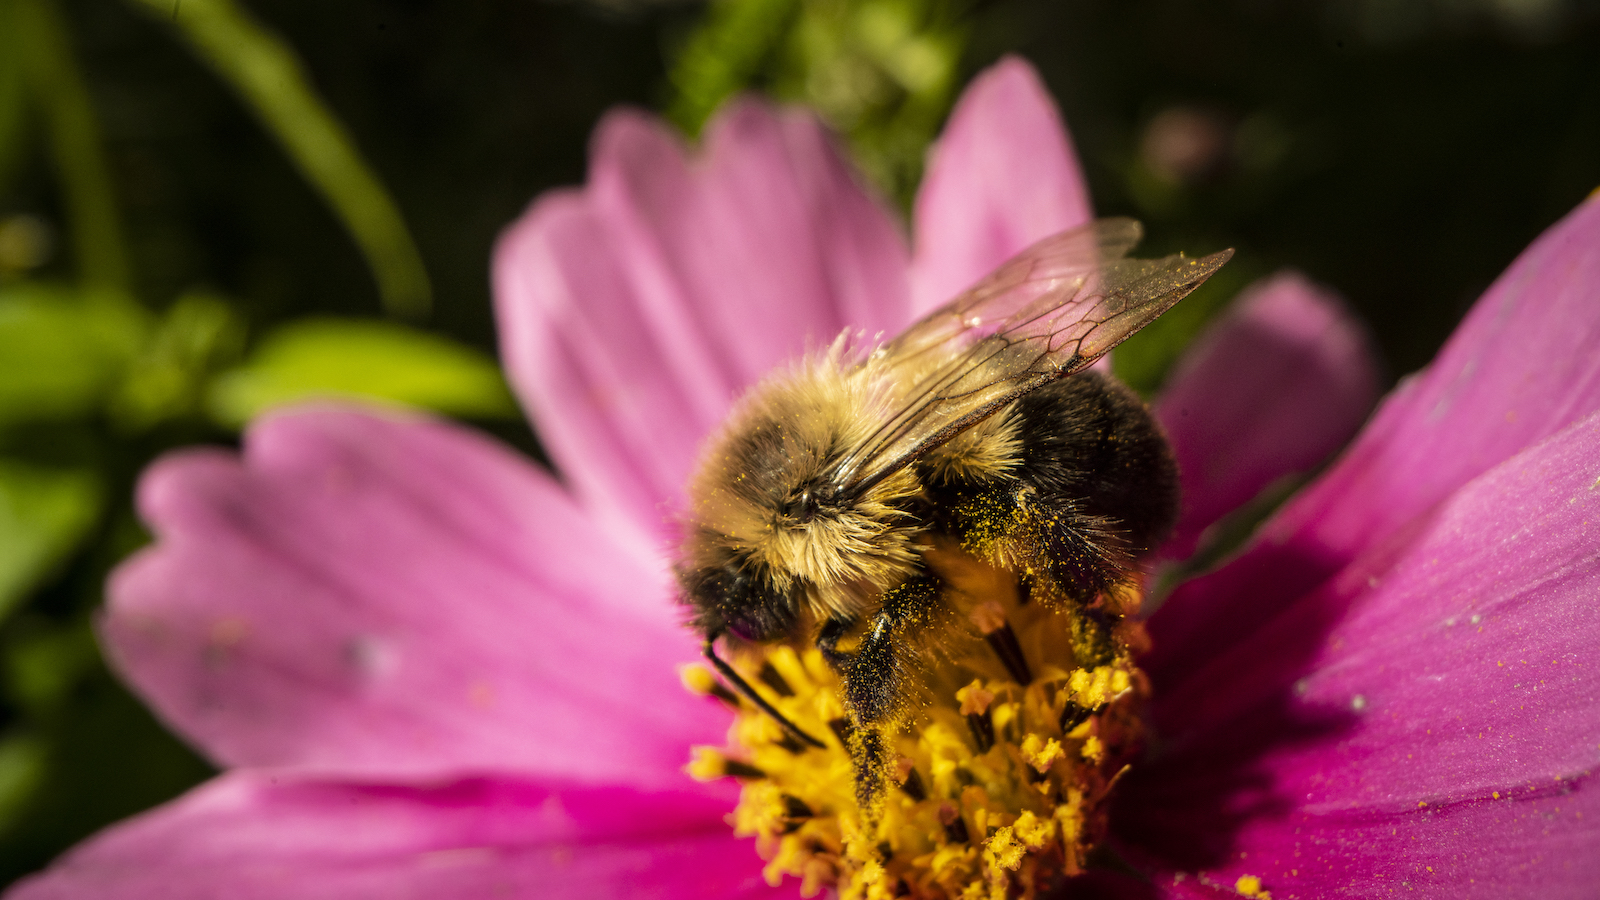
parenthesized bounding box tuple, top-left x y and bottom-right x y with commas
(702, 636, 828, 750)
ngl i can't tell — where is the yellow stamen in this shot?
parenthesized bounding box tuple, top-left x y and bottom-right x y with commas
(688, 573, 1151, 898)
(685, 746, 726, 781)
(680, 664, 719, 695)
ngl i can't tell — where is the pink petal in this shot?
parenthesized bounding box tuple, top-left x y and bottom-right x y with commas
(7, 771, 779, 900)
(105, 406, 730, 784)
(1118, 410, 1600, 897)
(495, 101, 910, 543)
(1154, 271, 1380, 562)
(909, 55, 1093, 314)
(1147, 195, 1600, 683)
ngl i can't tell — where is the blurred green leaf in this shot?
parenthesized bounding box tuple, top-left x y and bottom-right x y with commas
(5, 617, 99, 714)
(0, 462, 102, 622)
(125, 0, 432, 319)
(0, 283, 149, 427)
(667, 0, 967, 208)
(778, 0, 964, 205)
(206, 317, 519, 427)
(110, 291, 246, 432)
(0, 733, 46, 835)
(667, 0, 800, 136)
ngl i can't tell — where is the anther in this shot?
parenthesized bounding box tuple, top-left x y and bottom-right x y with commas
(899, 767, 927, 802)
(1060, 700, 1098, 732)
(956, 680, 997, 752)
(722, 759, 767, 779)
(758, 661, 795, 697)
(966, 711, 995, 752)
(688, 747, 767, 781)
(939, 803, 970, 844)
(971, 601, 1033, 684)
(782, 795, 815, 820)
(985, 624, 1033, 685)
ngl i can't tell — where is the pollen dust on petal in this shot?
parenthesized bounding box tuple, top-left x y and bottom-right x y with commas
(1235, 874, 1272, 898)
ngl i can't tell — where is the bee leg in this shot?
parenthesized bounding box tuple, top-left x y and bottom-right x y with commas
(814, 575, 941, 727)
(813, 614, 889, 819)
(815, 577, 942, 827)
(843, 608, 900, 726)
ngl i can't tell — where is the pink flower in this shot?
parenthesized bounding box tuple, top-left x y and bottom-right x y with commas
(10, 57, 1600, 899)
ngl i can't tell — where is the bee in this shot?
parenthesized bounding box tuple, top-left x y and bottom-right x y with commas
(677, 218, 1231, 803)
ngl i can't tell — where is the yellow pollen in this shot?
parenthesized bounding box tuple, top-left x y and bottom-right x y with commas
(685, 746, 728, 781)
(1235, 874, 1271, 897)
(1019, 734, 1065, 772)
(686, 572, 1153, 900)
(983, 826, 1025, 872)
(680, 664, 719, 695)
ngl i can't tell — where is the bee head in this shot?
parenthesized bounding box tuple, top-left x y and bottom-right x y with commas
(678, 362, 922, 628)
(681, 561, 801, 644)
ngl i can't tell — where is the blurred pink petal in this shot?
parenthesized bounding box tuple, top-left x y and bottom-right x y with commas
(8, 771, 774, 900)
(495, 101, 909, 544)
(1154, 271, 1380, 561)
(1118, 409, 1600, 897)
(1147, 195, 1600, 685)
(909, 55, 1093, 314)
(105, 407, 728, 784)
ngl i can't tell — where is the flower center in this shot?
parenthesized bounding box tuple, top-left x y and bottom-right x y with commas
(683, 574, 1150, 899)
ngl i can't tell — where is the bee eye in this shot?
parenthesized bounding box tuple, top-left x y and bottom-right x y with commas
(696, 565, 798, 644)
(726, 617, 767, 642)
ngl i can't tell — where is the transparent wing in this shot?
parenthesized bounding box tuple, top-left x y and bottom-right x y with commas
(835, 218, 1232, 497)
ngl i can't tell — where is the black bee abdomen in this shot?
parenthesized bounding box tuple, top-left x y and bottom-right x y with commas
(1010, 370, 1179, 555)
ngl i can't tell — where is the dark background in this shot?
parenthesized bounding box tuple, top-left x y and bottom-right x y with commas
(1, 0, 1596, 884)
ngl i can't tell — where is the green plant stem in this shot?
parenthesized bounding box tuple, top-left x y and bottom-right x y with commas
(127, 0, 432, 319)
(12, 0, 131, 296)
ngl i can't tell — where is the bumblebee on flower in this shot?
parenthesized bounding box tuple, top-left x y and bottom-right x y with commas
(677, 211, 1230, 897)
(10, 57, 1600, 900)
